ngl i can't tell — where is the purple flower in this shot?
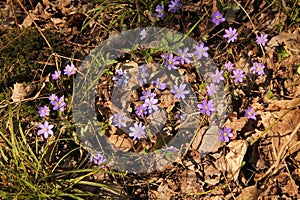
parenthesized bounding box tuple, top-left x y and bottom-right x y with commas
(140, 29, 146, 40)
(140, 89, 156, 100)
(232, 69, 245, 83)
(136, 65, 150, 85)
(38, 121, 54, 139)
(49, 94, 58, 105)
(143, 97, 158, 114)
(250, 62, 265, 76)
(212, 10, 225, 25)
(209, 69, 224, 83)
(224, 61, 234, 72)
(193, 42, 209, 59)
(52, 96, 67, 112)
(170, 84, 190, 99)
(168, 0, 182, 13)
(51, 70, 61, 80)
(176, 111, 187, 123)
(152, 78, 167, 91)
(135, 104, 148, 117)
(64, 63, 76, 76)
(224, 27, 238, 43)
(129, 122, 146, 140)
(154, 4, 165, 19)
(111, 112, 127, 128)
(206, 83, 218, 96)
(197, 99, 216, 116)
(113, 68, 129, 89)
(162, 53, 180, 70)
(177, 47, 193, 65)
(89, 151, 106, 167)
(219, 127, 234, 142)
(38, 105, 50, 117)
(256, 33, 268, 46)
(244, 107, 257, 120)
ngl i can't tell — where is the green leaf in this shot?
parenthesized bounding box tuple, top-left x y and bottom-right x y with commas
(266, 89, 274, 99)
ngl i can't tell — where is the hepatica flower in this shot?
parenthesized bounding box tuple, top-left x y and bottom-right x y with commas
(135, 104, 148, 117)
(111, 112, 127, 128)
(38, 105, 50, 117)
(136, 65, 150, 85)
(64, 63, 76, 76)
(162, 53, 179, 70)
(212, 10, 225, 25)
(143, 97, 159, 114)
(129, 122, 146, 140)
(232, 68, 245, 83)
(154, 4, 165, 19)
(245, 107, 257, 120)
(170, 83, 190, 99)
(210, 68, 224, 83)
(250, 62, 265, 76)
(113, 68, 129, 89)
(38, 121, 54, 139)
(206, 83, 218, 96)
(152, 78, 167, 91)
(224, 27, 238, 43)
(168, 0, 182, 13)
(176, 111, 187, 123)
(224, 61, 234, 72)
(219, 127, 234, 142)
(89, 151, 106, 167)
(49, 94, 58, 105)
(52, 96, 67, 112)
(140, 29, 146, 40)
(51, 70, 61, 80)
(140, 89, 156, 100)
(198, 99, 216, 116)
(193, 42, 209, 59)
(177, 47, 193, 65)
(256, 33, 268, 46)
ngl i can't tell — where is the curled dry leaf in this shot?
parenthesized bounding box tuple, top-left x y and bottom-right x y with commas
(216, 140, 248, 181)
(11, 82, 35, 102)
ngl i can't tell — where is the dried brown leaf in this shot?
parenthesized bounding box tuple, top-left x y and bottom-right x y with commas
(265, 98, 300, 111)
(107, 127, 133, 152)
(266, 29, 300, 56)
(258, 12, 287, 32)
(159, 90, 175, 113)
(11, 82, 35, 102)
(224, 116, 248, 137)
(277, 171, 299, 196)
(259, 109, 300, 157)
(236, 185, 257, 200)
(216, 140, 248, 181)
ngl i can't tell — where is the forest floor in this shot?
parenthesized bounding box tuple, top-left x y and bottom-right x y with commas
(0, 0, 300, 199)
